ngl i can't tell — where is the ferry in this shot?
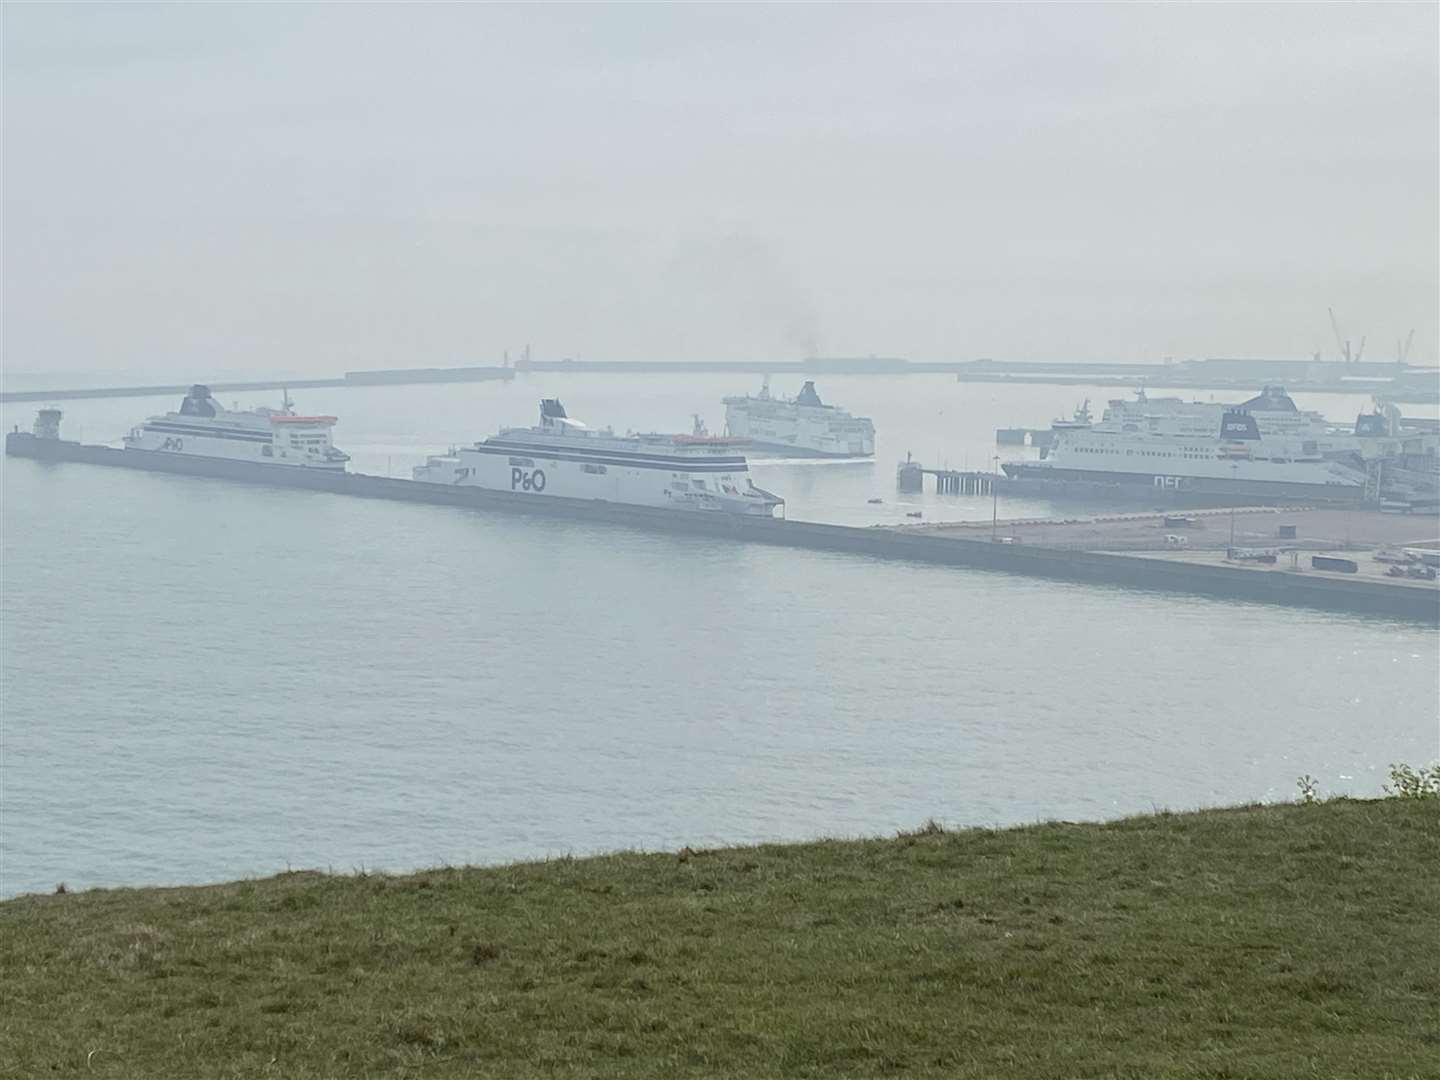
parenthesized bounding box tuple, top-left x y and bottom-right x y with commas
(413, 399, 784, 516)
(1002, 407, 1370, 502)
(722, 379, 875, 458)
(122, 385, 349, 469)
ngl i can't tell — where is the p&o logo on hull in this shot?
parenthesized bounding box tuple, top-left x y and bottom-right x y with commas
(511, 467, 547, 493)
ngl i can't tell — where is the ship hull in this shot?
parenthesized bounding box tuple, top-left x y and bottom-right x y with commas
(1001, 461, 1365, 504)
(412, 440, 780, 516)
(5, 434, 349, 490)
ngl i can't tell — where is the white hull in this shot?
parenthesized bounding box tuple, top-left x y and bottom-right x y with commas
(414, 400, 782, 516)
(123, 427, 347, 469)
(1003, 462, 1366, 501)
(122, 385, 349, 470)
(1017, 453, 1366, 489)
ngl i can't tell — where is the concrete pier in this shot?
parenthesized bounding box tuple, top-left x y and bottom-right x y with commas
(931, 470, 994, 495)
(895, 461, 995, 496)
(8, 432, 1438, 623)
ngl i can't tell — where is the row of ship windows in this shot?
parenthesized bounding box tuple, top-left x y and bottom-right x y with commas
(1076, 447, 1210, 459)
(510, 455, 606, 474)
(261, 446, 316, 457)
(506, 454, 738, 484)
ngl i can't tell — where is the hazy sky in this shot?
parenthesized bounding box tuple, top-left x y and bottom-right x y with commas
(4, 2, 1437, 375)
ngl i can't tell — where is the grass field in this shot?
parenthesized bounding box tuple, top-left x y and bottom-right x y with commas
(2, 798, 1436, 1079)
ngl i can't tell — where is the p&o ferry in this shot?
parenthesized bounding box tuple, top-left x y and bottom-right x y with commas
(123, 384, 349, 469)
(413, 399, 784, 516)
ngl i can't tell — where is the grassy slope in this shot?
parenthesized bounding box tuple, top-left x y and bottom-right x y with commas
(2, 800, 1436, 1080)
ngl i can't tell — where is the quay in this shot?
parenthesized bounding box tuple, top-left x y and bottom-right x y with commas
(7, 430, 1437, 623)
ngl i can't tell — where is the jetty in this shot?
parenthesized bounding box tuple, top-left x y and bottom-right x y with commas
(896, 457, 997, 496)
(8, 428, 1437, 622)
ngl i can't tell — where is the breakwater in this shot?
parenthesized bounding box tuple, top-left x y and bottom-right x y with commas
(0, 366, 513, 404)
(7, 358, 1438, 404)
(8, 432, 1437, 622)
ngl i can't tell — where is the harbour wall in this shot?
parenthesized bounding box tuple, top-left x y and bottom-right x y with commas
(8, 433, 1437, 623)
(0, 367, 514, 404)
(5, 359, 1437, 404)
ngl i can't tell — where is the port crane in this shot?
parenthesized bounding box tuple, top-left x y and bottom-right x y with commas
(1328, 307, 1365, 365)
(1397, 328, 1415, 365)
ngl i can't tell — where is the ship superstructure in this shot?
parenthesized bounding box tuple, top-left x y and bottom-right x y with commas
(122, 385, 349, 469)
(722, 380, 875, 458)
(413, 399, 784, 516)
(1098, 386, 1436, 464)
(1100, 386, 1328, 439)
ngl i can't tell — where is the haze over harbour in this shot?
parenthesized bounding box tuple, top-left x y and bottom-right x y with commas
(3, 0, 1437, 898)
(5, 8, 1440, 1077)
(2, 377, 1436, 898)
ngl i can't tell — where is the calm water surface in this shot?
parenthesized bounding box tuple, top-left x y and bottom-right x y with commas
(2, 376, 1436, 897)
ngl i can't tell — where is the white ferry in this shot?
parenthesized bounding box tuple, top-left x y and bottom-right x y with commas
(413, 399, 784, 516)
(1003, 407, 1369, 502)
(122, 384, 349, 469)
(722, 379, 875, 458)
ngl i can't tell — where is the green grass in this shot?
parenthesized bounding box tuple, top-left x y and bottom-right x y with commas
(2, 799, 1437, 1079)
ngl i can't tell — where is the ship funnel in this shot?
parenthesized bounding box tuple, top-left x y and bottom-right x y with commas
(539, 398, 586, 431)
(33, 408, 62, 440)
(180, 384, 217, 418)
